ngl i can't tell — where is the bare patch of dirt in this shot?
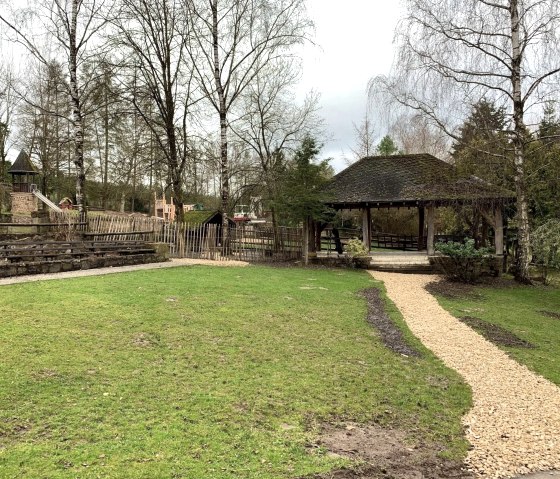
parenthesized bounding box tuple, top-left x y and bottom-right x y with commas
(131, 332, 160, 348)
(297, 423, 473, 479)
(0, 419, 32, 442)
(34, 368, 60, 379)
(459, 316, 534, 349)
(539, 310, 560, 320)
(424, 281, 481, 301)
(361, 289, 421, 358)
(425, 277, 517, 301)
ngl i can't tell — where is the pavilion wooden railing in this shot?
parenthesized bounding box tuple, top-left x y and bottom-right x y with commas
(370, 233, 420, 251)
(320, 229, 468, 253)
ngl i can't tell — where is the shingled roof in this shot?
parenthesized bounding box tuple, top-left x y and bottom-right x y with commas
(8, 150, 38, 174)
(323, 154, 514, 208)
(183, 210, 235, 226)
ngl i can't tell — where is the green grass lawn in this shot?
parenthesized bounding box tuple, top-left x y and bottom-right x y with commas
(0, 266, 470, 478)
(433, 278, 560, 386)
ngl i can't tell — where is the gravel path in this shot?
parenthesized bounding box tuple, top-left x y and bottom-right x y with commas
(0, 258, 249, 286)
(370, 271, 560, 479)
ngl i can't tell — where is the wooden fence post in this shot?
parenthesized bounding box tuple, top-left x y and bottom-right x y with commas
(303, 219, 309, 265)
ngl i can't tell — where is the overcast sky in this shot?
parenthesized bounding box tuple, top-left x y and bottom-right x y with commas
(2, 1, 404, 170)
(299, 1, 404, 171)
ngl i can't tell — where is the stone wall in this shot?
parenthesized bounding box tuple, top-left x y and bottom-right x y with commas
(0, 252, 169, 278)
(10, 192, 38, 216)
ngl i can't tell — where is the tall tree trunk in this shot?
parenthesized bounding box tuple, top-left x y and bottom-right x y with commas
(212, 0, 230, 246)
(102, 81, 109, 210)
(510, 0, 531, 283)
(54, 86, 61, 200)
(167, 119, 184, 222)
(0, 122, 7, 183)
(69, 0, 86, 223)
(148, 132, 153, 215)
(0, 125, 5, 213)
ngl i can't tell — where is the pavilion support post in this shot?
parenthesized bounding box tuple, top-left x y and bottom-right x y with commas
(418, 206, 425, 251)
(362, 207, 371, 251)
(494, 207, 504, 256)
(427, 204, 435, 255)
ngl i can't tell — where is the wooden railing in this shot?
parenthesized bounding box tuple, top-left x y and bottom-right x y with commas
(321, 229, 425, 252)
(370, 233, 421, 251)
(320, 229, 470, 253)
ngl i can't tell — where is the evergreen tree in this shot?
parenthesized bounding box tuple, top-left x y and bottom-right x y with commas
(274, 136, 333, 226)
(537, 102, 560, 144)
(527, 103, 560, 220)
(452, 100, 513, 191)
(376, 135, 400, 156)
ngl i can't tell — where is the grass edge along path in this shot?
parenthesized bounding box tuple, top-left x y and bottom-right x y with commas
(0, 265, 471, 478)
(428, 277, 560, 387)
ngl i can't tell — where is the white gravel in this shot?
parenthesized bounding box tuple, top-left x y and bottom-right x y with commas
(0, 258, 249, 286)
(370, 271, 560, 479)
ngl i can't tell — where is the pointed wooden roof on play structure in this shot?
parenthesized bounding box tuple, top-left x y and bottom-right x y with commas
(8, 150, 38, 174)
(322, 154, 514, 208)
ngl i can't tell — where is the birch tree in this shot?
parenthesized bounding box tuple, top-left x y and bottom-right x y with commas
(186, 0, 312, 232)
(1, 0, 113, 221)
(371, 0, 560, 282)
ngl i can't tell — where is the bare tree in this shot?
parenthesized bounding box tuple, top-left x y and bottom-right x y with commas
(350, 110, 376, 161)
(185, 0, 312, 233)
(86, 58, 122, 209)
(0, 63, 18, 184)
(371, 0, 560, 282)
(1, 0, 113, 221)
(389, 114, 450, 159)
(113, 0, 194, 221)
(231, 58, 320, 232)
(17, 60, 70, 197)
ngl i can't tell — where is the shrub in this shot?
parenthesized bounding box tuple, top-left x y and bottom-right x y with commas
(531, 219, 560, 283)
(434, 239, 495, 283)
(345, 238, 369, 257)
(345, 238, 370, 268)
(436, 238, 492, 259)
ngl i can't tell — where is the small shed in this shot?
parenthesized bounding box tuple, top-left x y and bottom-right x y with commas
(183, 210, 235, 227)
(8, 151, 38, 193)
(322, 154, 514, 255)
(183, 210, 235, 250)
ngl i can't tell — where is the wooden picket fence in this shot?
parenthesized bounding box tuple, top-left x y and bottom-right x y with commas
(59, 213, 304, 262)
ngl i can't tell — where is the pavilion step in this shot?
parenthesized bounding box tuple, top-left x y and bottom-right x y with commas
(368, 263, 435, 273)
(369, 259, 431, 265)
(370, 258, 431, 263)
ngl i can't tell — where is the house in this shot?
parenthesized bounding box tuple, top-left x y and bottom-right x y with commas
(153, 193, 204, 221)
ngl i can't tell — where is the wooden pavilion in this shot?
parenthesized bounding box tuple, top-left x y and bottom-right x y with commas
(320, 154, 514, 256)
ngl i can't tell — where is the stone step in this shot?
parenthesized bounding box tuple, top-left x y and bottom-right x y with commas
(369, 259, 431, 264)
(370, 258, 430, 266)
(368, 263, 434, 273)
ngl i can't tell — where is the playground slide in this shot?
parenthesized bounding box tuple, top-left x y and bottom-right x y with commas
(32, 188, 63, 213)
